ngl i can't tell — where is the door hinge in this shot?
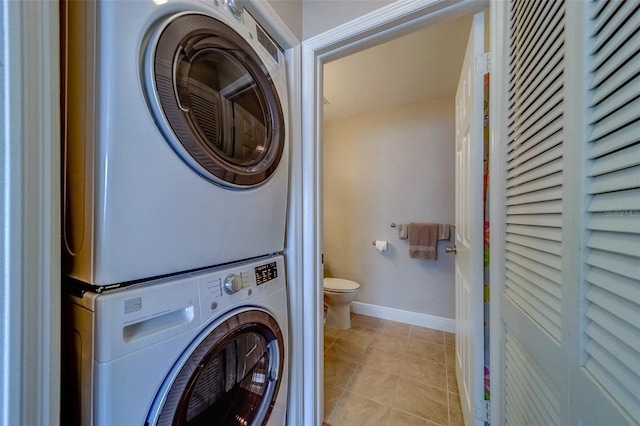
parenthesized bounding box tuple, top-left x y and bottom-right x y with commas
(476, 399, 490, 423)
(476, 52, 490, 75)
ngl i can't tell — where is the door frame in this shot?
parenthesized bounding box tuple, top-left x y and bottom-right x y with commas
(299, 0, 490, 423)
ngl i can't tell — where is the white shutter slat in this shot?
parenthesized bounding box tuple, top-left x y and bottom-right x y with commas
(591, 24, 640, 89)
(506, 251, 562, 287)
(582, 356, 640, 422)
(587, 213, 639, 233)
(584, 336, 640, 397)
(587, 230, 640, 258)
(506, 242, 562, 270)
(506, 214, 562, 228)
(588, 142, 640, 176)
(507, 91, 563, 156)
(591, 0, 640, 68)
(507, 157, 563, 188)
(588, 119, 639, 159)
(507, 223, 562, 242)
(505, 259, 562, 298)
(587, 189, 640, 212)
(589, 97, 640, 142)
(506, 343, 560, 425)
(588, 164, 640, 194)
(508, 336, 562, 417)
(585, 312, 640, 375)
(511, 1, 557, 73)
(591, 0, 611, 20)
(512, 50, 564, 126)
(586, 284, 640, 328)
(506, 172, 562, 196)
(504, 331, 561, 424)
(590, 0, 621, 35)
(586, 268, 640, 304)
(506, 199, 562, 215)
(507, 234, 562, 256)
(505, 286, 561, 341)
(506, 186, 563, 206)
(586, 249, 640, 281)
(507, 140, 563, 179)
(590, 73, 640, 124)
(591, 55, 640, 106)
(505, 270, 562, 316)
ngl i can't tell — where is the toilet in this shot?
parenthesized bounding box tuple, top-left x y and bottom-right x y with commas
(323, 278, 361, 329)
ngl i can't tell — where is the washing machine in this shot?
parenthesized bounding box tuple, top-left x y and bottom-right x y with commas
(62, 0, 290, 287)
(62, 254, 289, 425)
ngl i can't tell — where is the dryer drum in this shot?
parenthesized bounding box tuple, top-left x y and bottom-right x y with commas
(149, 13, 285, 187)
(155, 310, 284, 426)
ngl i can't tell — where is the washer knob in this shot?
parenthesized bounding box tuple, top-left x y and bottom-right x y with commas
(225, 0, 245, 18)
(223, 274, 243, 294)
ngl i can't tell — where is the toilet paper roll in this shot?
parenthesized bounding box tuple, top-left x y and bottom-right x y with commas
(375, 240, 388, 252)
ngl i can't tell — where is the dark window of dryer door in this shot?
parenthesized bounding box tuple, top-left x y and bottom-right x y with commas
(152, 14, 285, 187)
(155, 310, 284, 426)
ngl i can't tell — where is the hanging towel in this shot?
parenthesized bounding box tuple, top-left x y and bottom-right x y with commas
(437, 224, 451, 241)
(398, 223, 408, 239)
(408, 222, 438, 260)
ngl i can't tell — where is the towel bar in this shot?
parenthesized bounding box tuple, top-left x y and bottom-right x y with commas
(390, 222, 455, 228)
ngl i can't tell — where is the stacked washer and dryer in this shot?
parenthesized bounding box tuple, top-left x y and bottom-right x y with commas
(61, 0, 290, 424)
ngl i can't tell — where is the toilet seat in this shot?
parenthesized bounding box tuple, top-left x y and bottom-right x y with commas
(323, 278, 360, 293)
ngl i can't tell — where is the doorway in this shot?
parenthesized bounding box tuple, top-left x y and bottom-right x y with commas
(296, 1, 490, 424)
(315, 5, 486, 426)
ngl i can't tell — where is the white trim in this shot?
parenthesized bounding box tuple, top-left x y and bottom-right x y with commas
(300, 1, 490, 424)
(0, 0, 60, 424)
(489, 1, 511, 425)
(351, 302, 455, 333)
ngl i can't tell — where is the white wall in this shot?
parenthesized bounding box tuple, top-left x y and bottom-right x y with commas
(266, 0, 302, 40)
(323, 96, 456, 319)
(302, 0, 394, 40)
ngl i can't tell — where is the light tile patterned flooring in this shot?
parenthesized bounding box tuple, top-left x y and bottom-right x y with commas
(324, 313, 463, 426)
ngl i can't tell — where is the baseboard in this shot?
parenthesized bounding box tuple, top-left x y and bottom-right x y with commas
(351, 301, 455, 333)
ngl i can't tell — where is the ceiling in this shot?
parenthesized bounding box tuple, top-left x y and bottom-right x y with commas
(322, 14, 473, 123)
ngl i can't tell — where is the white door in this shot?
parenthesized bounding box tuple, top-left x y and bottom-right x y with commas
(454, 11, 486, 426)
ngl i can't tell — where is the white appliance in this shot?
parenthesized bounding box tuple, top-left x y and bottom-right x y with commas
(62, 0, 289, 287)
(62, 254, 289, 426)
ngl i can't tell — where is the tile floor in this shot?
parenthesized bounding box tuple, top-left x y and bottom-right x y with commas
(323, 313, 463, 426)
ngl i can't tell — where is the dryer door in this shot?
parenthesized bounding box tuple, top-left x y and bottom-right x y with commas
(148, 308, 284, 426)
(145, 13, 285, 188)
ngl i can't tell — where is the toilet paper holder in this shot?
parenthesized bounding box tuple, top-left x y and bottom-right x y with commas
(371, 240, 388, 252)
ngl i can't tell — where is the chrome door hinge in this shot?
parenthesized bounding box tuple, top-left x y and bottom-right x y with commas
(476, 399, 490, 423)
(476, 52, 490, 75)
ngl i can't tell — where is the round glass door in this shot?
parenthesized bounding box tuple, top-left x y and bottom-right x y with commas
(154, 310, 284, 426)
(147, 13, 285, 187)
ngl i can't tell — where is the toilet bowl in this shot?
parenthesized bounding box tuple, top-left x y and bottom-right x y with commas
(323, 278, 360, 329)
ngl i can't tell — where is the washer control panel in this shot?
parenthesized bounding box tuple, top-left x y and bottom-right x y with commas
(198, 255, 284, 318)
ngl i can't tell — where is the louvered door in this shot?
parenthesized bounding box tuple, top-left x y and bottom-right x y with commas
(578, 0, 640, 423)
(494, 0, 639, 424)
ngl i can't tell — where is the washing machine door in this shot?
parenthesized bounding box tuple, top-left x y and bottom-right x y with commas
(145, 13, 285, 188)
(148, 308, 284, 426)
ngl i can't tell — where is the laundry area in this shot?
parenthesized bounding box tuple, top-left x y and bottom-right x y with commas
(60, 0, 290, 424)
(2, 1, 639, 425)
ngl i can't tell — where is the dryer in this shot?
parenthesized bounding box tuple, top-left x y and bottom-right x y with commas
(62, 254, 289, 425)
(62, 0, 289, 287)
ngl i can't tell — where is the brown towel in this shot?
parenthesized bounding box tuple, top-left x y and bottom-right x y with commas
(398, 223, 408, 239)
(438, 224, 451, 241)
(408, 223, 438, 260)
